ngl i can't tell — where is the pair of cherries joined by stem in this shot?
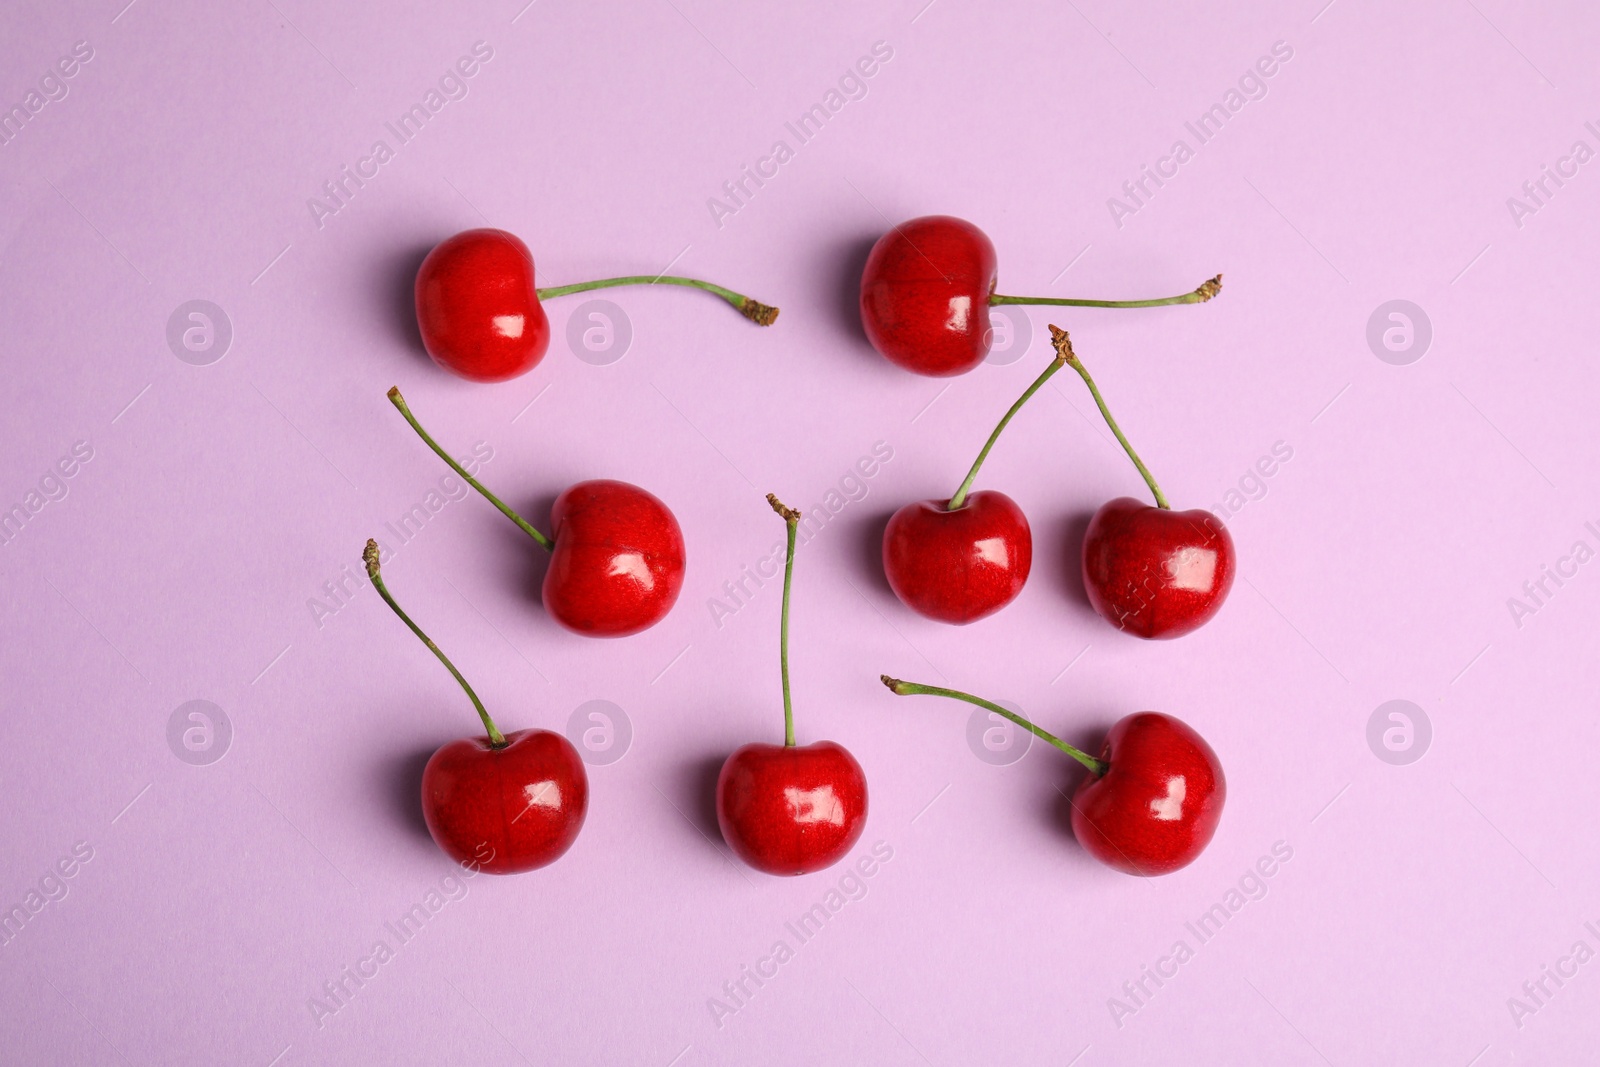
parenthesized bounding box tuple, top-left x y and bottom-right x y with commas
(366, 541, 587, 874)
(860, 215, 1221, 377)
(387, 388, 685, 637)
(883, 326, 1237, 639)
(718, 496, 868, 876)
(415, 228, 779, 382)
(882, 677, 1224, 875)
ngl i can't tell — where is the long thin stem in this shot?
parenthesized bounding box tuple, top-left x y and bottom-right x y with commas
(365, 540, 506, 747)
(880, 675, 1107, 776)
(387, 387, 554, 550)
(1050, 326, 1169, 510)
(767, 494, 801, 747)
(990, 275, 1220, 310)
(535, 275, 779, 326)
(948, 348, 1069, 510)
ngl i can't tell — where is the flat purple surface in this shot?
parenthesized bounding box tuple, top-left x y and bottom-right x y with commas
(2, 1, 1597, 1063)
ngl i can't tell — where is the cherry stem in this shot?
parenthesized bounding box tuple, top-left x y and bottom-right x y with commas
(387, 387, 554, 550)
(535, 276, 779, 326)
(365, 540, 507, 748)
(948, 343, 1070, 510)
(1050, 326, 1169, 510)
(990, 274, 1221, 310)
(767, 493, 801, 747)
(880, 675, 1108, 776)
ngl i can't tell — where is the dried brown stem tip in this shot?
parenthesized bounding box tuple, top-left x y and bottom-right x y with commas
(363, 538, 382, 577)
(1196, 275, 1222, 301)
(880, 674, 905, 692)
(767, 493, 802, 523)
(1048, 324, 1076, 362)
(740, 300, 780, 326)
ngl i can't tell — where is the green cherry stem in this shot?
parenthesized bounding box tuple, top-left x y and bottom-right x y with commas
(1050, 326, 1169, 510)
(880, 675, 1108, 776)
(365, 540, 506, 748)
(990, 274, 1221, 310)
(767, 493, 801, 748)
(947, 345, 1070, 511)
(387, 387, 554, 550)
(535, 276, 779, 326)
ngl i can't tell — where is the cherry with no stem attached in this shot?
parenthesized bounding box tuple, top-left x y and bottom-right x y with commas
(364, 540, 587, 874)
(1049, 326, 1236, 638)
(387, 387, 685, 637)
(415, 228, 780, 382)
(881, 677, 1224, 875)
(717, 495, 868, 876)
(883, 337, 1077, 623)
(859, 215, 1221, 377)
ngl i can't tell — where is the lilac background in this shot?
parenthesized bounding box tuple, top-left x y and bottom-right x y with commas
(2, 0, 1597, 1063)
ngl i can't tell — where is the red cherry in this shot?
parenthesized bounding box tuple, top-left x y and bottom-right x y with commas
(1050, 326, 1235, 638)
(1082, 498, 1235, 639)
(363, 541, 587, 874)
(882, 340, 1074, 622)
(416, 229, 550, 383)
(414, 228, 779, 383)
(1070, 712, 1225, 876)
(860, 216, 1221, 377)
(422, 729, 588, 874)
(717, 741, 868, 876)
(883, 492, 1031, 623)
(388, 390, 684, 637)
(860, 216, 998, 377)
(881, 678, 1225, 876)
(544, 480, 686, 637)
(718, 495, 868, 876)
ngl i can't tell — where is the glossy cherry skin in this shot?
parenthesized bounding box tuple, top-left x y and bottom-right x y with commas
(421, 728, 588, 874)
(883, 491, 1032, 623)
(1082, 497, 1236, 639)
(542, 479, 685, 637)
(1071, 712, 1225, 876)
(415, 228, 551, 383)
(717, 741, 868, 876)
(860, 215, 998, 377)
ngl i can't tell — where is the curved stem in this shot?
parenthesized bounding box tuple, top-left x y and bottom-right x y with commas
(948, 348, 1069, 510)
(1050, 326, 1169, 510)
(365, 540, 506, 747)
(387, 387, 554, 550)
(536, 275, 779, 326)
(990, 274, 1220, 310)
(767, 494, 801, 747)
(880, 675, 1107, 776)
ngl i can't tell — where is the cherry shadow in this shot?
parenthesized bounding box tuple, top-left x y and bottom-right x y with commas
(513, 490, 561, 612)
(377, 241, 436, 365)
(848, 507, 895, 597)
(378, 740, 442, 846)
(829, 233, 879, 343)
(1040, 717, 1115, 839)
(674, 751, 730, 841)
(1052, 508, 1097, 613)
